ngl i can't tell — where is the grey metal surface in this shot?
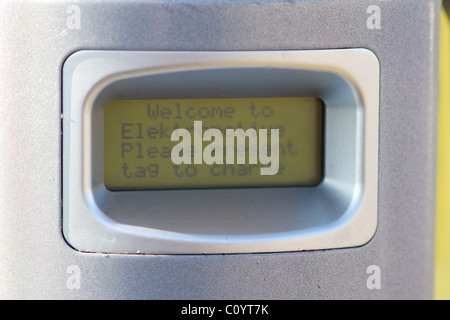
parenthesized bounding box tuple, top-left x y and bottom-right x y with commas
(0, 0, 439, 299)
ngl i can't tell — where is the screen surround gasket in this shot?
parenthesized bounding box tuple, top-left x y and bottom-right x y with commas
(62, 49, 379, 254)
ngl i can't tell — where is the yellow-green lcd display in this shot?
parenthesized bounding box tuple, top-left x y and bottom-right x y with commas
(104, 97, 323, 190)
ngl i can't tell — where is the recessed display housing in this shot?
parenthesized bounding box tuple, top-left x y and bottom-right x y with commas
(62, 49, 379, 254)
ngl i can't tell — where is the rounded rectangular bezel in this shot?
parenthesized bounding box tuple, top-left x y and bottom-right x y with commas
(62, 49, 379, 254)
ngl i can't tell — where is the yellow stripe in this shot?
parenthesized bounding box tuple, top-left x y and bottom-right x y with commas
(435, 4, 450, 300)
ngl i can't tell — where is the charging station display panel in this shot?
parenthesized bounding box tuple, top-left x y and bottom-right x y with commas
(104, 97, 323, 190)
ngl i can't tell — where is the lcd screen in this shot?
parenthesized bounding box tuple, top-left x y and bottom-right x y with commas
(104, 97, 323, 190)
